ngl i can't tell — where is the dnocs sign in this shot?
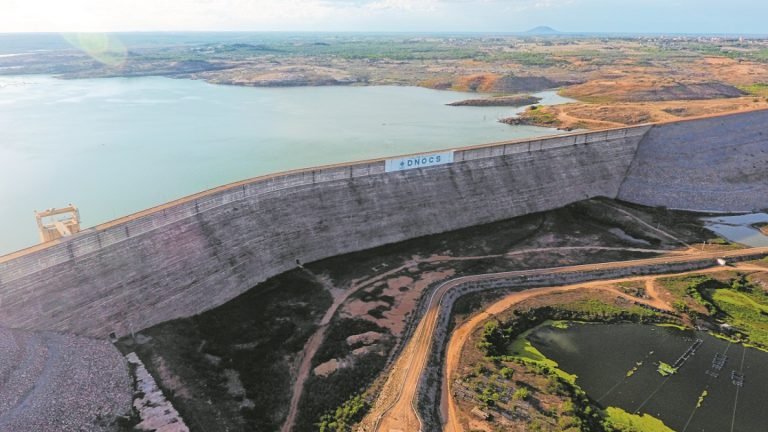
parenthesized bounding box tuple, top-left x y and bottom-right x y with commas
(385, 151, 454, 173)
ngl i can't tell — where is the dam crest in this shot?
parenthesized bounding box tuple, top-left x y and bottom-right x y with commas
(0, 109, 766, 337)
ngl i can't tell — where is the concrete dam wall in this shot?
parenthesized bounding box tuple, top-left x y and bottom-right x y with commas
(0, 109, 766, 337)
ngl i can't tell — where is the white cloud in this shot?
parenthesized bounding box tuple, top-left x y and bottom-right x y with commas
(364, 0, 439, 12)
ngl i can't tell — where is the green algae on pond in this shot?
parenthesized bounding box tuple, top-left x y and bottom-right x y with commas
(527, 322, 768, 432)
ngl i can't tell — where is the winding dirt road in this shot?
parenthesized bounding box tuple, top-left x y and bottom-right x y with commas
(283, 247, 678, 431)
(362, 247, 768, 432)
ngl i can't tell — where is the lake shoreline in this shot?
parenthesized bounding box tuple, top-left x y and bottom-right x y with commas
(0, 75, 572, 255)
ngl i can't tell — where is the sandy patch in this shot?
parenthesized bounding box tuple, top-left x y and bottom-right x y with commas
(468, 419, 492, 431)
(385, 269, 456, 335)
(314, 359, 341, 377)
(342, 265, 457, 336)
(352, 344, 385, 356)
(343, 299, 391, 318)
(346, 331, 385, 346)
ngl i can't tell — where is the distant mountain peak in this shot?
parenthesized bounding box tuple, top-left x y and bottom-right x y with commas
(526, 26, 561, 35)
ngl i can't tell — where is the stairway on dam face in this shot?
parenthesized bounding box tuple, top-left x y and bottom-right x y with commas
(0, 327, 132, 432)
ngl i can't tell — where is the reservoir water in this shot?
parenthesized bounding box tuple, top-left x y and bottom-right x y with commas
(703, 213, 768, 247)
(529, 322, 768, 432)
(0, 75, 572, 255)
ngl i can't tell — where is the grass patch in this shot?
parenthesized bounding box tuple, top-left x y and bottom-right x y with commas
(553, 299, 658, 319)
(506, 324, 578, 384)
(657, 274, 726, 314)
(550, 320, 571, 329)
(603, 406, 674, 432)
(708, 288, 768, 346)
(739, 83, 768, 97)
(655, 323, 688, 331)
(520, 105, 561, 126)
(625, 361, 642, 378)
(657, 361, 678, 377)
(696, 390, 708, 408)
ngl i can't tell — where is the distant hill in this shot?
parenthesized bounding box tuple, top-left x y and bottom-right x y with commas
(525, 26, 561, 35)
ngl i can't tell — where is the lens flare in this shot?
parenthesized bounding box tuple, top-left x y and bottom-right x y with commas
(62, 33, 127, 67)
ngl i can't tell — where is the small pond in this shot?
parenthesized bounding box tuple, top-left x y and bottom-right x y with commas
(528, 322, 768, 432)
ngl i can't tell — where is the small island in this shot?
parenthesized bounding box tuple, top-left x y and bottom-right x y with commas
(499, 104, 571, 129)
(447, 94, 541, 107)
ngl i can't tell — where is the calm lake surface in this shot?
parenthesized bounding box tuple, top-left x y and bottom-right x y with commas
(530, 323, 768, 432)
(0, 75, 572, 255)
(703, 213, 768, 247)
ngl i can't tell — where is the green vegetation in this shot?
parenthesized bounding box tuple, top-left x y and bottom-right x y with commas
(505, 326, 578, 384)
(686, 44, 768, 64)
(483, 51, 565, 66)
(499, 366, 515, 379)
(512, 387, 530, 401)
(464, 350, 600, 431)
(709, 286, 768, 346)
(625, 361, 642, 378)
(603, 407, 675, 432)
(554, 299, 658, 319)
(739, 83, 768, 97)
(657, 361, 678, 377)
(119, 270, 332, 432)
(522, 105, 561, 126)
(470, 296, 688, 431)
(655, 323, 688, 331)
(478, 300, 667, 384)
(708, 237, 731, 245)
(696, 390, 708, 408)
(316, 394, 368, 432)
(660, 272, 768, 348)
(659, 274, 721, 314)
(265, 38, 486, 61)
(296, 319, 393, 431)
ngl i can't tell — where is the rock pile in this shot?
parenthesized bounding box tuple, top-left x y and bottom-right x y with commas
(0, 327, 131, 431)
(126, 353, 189, 432)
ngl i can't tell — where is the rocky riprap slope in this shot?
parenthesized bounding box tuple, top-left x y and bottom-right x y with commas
(0, 327, 131, 431)
(618, 110, 768, 212)
(125, 353, 189, 432)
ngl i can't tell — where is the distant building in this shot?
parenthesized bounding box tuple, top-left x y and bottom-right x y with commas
(35, 205, 81, 243)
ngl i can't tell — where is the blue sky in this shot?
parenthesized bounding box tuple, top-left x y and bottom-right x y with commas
(3, 0, 768, 34)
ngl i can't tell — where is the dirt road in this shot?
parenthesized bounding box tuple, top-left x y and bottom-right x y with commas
(361, 247, 768, 432)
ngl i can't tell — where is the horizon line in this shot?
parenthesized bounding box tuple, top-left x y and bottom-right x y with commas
(2, 30, 768, 37)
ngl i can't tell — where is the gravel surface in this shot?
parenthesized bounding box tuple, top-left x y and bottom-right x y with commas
(0, 327, 132, 431)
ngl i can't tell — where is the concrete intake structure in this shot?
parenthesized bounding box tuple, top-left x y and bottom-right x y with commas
(0, 110, 766, 338)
